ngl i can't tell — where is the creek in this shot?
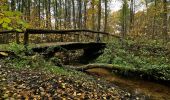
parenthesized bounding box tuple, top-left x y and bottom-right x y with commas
(86, 68, 170, 100)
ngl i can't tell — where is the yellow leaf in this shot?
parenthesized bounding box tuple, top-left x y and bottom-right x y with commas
(3, 18, 11, 23)
(0, 52, 8, 56)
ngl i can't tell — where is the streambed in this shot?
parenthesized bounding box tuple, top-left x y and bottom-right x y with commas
(87, 68, 170, 100)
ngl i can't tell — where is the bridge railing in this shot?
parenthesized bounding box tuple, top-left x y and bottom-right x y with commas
(0, 30, 23, 44)
(0, 29, 121, 45)
(23, 29, 117, 45)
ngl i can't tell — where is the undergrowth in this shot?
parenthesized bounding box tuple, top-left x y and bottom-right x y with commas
(3, 43, 86, 78)
(96, 39, 170, 81)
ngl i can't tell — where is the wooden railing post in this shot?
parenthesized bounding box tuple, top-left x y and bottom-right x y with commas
(15, 32, 20, 44)
(24, 31, 29, 46)
(96, 33, 101, 43)
(60, 34, 63, 42)
(77, 34, 79, 42)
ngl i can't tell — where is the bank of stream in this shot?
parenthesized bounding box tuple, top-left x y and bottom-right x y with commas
(86, 68, 170, 100)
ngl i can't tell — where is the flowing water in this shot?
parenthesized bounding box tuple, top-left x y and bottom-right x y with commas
(87, 68, 170, 100)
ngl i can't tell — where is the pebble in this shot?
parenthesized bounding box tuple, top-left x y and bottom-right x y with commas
(73, 92, 76, 96)
(3, 93, 9, 99)
(41, 92, 45, 96)
(39, 87, 44, 91)
(18, 84, 26, 89)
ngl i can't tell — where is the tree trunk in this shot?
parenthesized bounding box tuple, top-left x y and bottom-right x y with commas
(72, 0, 76, 29)
(122, 0, 127, 39)
(64, 0, 68, 29)
(130, 0, 134, 32)
(97, 0, 101, 31)
(11, 0, 16, 11)
(152, 0, 157, 39)
(104, 0, 108, 32)
(48, 0, 51, 29)
(121, 0, 128, 46)
(68, 0, 71, 29)
(84, 0, 87, 29)
(91, 0, 95, 30)
(97, 0, 101, 42)
(78, 0, 82, 29)
(162, 0, 168, 43)
(26, 0, 31, 21)
(38, 0, 41, 27)
(45, 0, 48, 28)
(59, 0, 62, 29)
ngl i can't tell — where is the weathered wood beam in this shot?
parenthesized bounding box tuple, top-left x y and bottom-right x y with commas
(24, 29, 120, 44)
(0, 30, 23, 44)
(25, 29, 109, 35)
(31, 42, 106, 53)
(0, 29, 120, 39)
(0, 29, 120, 45)
(24, 31, 29, 45)
(0, 30, 23, 34)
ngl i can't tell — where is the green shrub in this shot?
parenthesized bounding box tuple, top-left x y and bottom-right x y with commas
(8, 43, 26, 54)
(7, 42, 34, 55)
(96, 39, 170, 80)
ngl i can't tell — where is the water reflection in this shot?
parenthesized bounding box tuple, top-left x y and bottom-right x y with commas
(87, 68, 170, 100)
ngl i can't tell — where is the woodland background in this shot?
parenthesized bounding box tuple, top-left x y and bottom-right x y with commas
(0, 0, 170, 44)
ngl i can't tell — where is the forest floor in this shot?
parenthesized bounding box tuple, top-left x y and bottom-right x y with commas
(0, 60, 149, 99)
(0, 40, 169, 99)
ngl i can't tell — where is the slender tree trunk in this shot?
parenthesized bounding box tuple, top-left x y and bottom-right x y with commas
(104, 0, 108, 32)
(97, 0, 101, 31)
(45, 0, 48, 28)
(152, 0, 157, 39)
(48, 0, 51, 29)
(121, 0, 128, 44)
(59, 0, 62, 29)
(26, 0, 31, 21)
(45, 0, 51, 29)
(78, 0, 82, 29)
(122, 0, 127, 37)
(97, 0, 101, 42)
(11, 0, 20, 43)
(144, 0, 148, 36)
(54, 0, 58, 29)
(162, 0, 168, 42)
(17, 0, 21, 11)
(72, 0, 76, 29)
(130, 0, 134, 31)
(21, 0, 24, 13)
(11, 0, 16, 11)
(68, 0, 71, 29)
(91, 0, 95, 30)
(42, 0, 45, 28)
(38, 0, 41, 27)
(64, 0, 68, 29)
(84, 0, 87, 29)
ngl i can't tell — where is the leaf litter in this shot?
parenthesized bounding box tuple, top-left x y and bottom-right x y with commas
(0, 61, 148, 99)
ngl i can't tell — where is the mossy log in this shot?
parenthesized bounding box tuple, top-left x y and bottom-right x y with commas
(72, 64, 116, 71)
(71, 63, 152, 79)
